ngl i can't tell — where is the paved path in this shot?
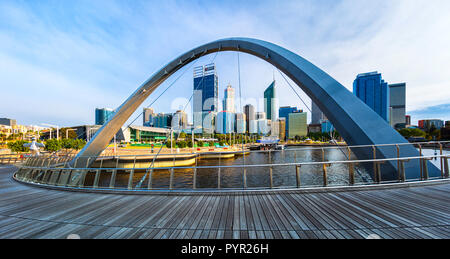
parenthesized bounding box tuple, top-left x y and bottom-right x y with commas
(0, 166, 449, 239)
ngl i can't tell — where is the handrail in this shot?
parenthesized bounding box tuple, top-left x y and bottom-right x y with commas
(17, 154, 449, 172)
(11, 141, 450, 192)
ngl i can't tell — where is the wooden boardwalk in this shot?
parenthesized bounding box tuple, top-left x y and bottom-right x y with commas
(0, 166, 449, 239)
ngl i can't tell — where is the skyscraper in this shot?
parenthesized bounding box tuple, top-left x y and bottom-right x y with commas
(235, 113, 246, 134)
(264, 81, 278, 121)
(153, 113, 173, 128)
(389, 83, 406, 129)
(405, 115, 411, 126)
(172, 110, 188, 130)
(288, 111, 307, 139)
(193, 63, 218, 133)
(223, 84, 236, 113)
(279, 106, 299, 137)
(143, 108, 154, 127)
(244, 104, 255, 133)
(353, 72, 390, 123)
(216, 111, 235, 134)
(95, 108, 114, 125)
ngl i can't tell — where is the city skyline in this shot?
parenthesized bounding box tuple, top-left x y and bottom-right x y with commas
(1, 0, 450, 127)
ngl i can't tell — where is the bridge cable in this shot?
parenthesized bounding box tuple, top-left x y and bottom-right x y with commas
(275, 68, 367, 178)
(136, 51, 220, 188)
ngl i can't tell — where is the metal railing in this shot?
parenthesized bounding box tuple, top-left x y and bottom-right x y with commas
(11, 141, 450, 192)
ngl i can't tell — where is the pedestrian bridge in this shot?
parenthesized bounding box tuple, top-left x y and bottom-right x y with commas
(0, 165, 449, 239)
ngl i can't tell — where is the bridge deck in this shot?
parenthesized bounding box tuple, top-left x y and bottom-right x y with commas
(0, 166, 449, 239)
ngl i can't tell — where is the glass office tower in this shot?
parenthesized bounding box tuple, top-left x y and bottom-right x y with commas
(264, 81, 278, 121)
(193, 63, 218, 134)
(353, 72, 390, 123)
(95, 108, 114, 125)
(389, 83, 406, 129)
(279, 106, 299, 137)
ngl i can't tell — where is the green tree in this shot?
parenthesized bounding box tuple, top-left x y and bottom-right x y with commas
(7, 140, 30, 153)
(45, 139, 62, 152)
(179, 132, 187, 139)
(177, 141, 187, 148)
(72, 139, 86, 150)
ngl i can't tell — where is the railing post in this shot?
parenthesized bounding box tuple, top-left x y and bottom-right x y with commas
(422, 158, 432, 180)
(372, 145, 376, 179)
(127, 156, 137, 190)
(109, 170, 117, 189)
(169, 168, 174, 190)
(322, 163, 330, 187)
(373, 161, 385, 183)
(439, 143, 444, 178)
(444, 156, 449, 178)
(93, 169, 100, 188)
(418, 144, 423, 179)
(296, 165, 301, 188)
(396, 144, 400, 177)
(269, 166, 273, 189)
(193, 154, 198, 190)
(147, 168, 154, 189)
(348, 162, 355, 186)
(398, 159, 408, 182)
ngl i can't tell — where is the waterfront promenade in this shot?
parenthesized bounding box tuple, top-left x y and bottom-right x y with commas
(0, 165, 449, 239)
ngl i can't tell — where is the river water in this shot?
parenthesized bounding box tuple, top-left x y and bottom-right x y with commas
(84, 146, 447, 190)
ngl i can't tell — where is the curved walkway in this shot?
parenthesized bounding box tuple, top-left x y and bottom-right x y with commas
(0, 166, 449, 239)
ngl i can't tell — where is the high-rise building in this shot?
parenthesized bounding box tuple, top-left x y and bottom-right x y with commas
(153, 113, 173, 128)
(353, 72, 390, 123)
(193, 63, 218, 133)
(0, 118, 17, 127)
(244, 104, 255, 133)
(279, 106, 299, 137)
(256, 112, 266, 120)
(270, 120, 280, 138)
(216, 111, 235, 134)
(405, 115, 411, 126)
(235, 113, 246, 134)
(95, 108, 114, 125)
(172, 110, 188, 130)
(322, 120, 334, 134)
(278, 118, 286, 141)
(264, 81, 278, 121)
(257, 119, 270, 135)
(249, 120, 258, 134)
(311, 101, 327, 124)
(143, 108, 154, 127)
(288, 112, 307, 139)
(389, 83, 406, 129)
(223, 84, 236, 113)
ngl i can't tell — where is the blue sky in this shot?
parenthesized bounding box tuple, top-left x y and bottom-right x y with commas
(0, 0, 449, 127)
